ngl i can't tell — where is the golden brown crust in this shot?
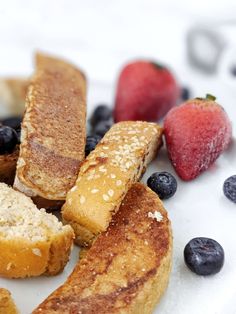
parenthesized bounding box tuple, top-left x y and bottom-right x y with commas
(15, 53, 86, 200)
(0, 288, 18, 314)
(0, 147, 19, 185)
(62, 121, 163, 246)
(34, 183, 172, 314)
(0, 226, 74, 279)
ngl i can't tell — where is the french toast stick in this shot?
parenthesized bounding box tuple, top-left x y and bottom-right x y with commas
(62, 121, 163, 246)
(14, 53, 86, 202)
(34, 183, 172, 314)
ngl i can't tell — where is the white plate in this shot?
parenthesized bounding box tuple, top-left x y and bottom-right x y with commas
(1, 77, 236, 314)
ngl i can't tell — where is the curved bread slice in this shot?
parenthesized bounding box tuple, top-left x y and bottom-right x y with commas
(34, 183, 172, 314)
(14, 53, 86, 200)
(62, 121, 163, 246)
(0, 288, 18, 314)
(0, 183, 74, 278)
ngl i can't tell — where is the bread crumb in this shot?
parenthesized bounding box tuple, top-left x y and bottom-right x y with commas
(148, 211, 163, 222)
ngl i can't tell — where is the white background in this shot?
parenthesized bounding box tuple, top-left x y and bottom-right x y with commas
(0, 1, 236, 313)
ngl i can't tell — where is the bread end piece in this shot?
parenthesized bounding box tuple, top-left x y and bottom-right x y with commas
(0, 183, 74, 278)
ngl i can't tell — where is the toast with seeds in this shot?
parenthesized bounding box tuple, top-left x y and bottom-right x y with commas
(0, 288, 18, 314)
(0, 183, 74, 278)
(62, 121, 163, 246)
(34, 183, 172, 314)
(14, 53, 86, 206)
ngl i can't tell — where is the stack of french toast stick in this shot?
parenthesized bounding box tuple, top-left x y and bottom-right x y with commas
(0, 53, 172, 314)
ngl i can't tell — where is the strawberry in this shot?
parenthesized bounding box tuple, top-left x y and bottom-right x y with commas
(164, 95, 232, 181)
(114, 60, 180, 122)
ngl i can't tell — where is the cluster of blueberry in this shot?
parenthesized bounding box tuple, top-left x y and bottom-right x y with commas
(85, 105, 113, 156)
(85, 85, 190, 157)
(0, 117, 21, 154)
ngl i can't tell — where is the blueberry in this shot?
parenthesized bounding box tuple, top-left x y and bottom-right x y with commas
(85, 135, 102, 156)
(0, 126, 18, 154)
(181, 87, 191, 101)
(1, 116, 22, 130)
(223, 175, 236, 203)
(93, 119, 113, 137)
(147, 171, 177, 199)
(90, 105, 113, 127)
(184, 237, 224, 276)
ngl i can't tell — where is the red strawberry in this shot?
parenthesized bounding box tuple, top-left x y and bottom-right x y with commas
(164, 95, 232, 181)
(114, 60, 180, 122)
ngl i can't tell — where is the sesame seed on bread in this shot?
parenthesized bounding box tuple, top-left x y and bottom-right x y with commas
(0, 183, 74, 278)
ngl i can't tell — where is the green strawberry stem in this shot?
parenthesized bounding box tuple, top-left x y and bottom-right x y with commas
(206, 94, 216, 101)
(195, 94, 217, 101)
(151, 62, 165, 70)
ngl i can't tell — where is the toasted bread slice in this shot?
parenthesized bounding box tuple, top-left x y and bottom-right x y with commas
(62, 121, 163, 246)
(34, 183, 172, 314)
(14, 53, 86, 201)
(0, 288, 18, 314)
(0, 78, 28, 117)
(0, 183, 74, 278)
